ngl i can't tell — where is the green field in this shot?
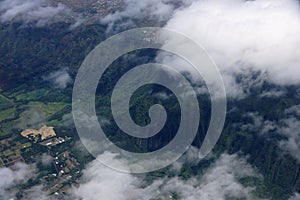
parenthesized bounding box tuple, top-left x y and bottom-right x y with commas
(16, 101, 68, 128)
(15, 89, 49, 102)
(24, 101, 68, 115)
(0, 94, 14, 110)
(0, 107, 16, 122)
(0, 121, 16, 138)
(0, 99, 69, 137)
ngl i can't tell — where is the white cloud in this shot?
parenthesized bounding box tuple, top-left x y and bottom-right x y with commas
(290, 193, 300, 200)
(278, 117, 300, 160)
(257, 114, 300, 161)
(40, 153, 53, 166)
(100, 0, 193, 31)
(259, 89, 286, 98)
(286, 104, 300, 117)
(17, 111, 47, 129)
(0, 0, 71, 26)
(44, 69, 72, 89)
(72, 152, 260, 200)
(24, 185, 54, 200)
(71, 152, 142, 200)
(69, 15, 86, 30)
(162, 0, 300, 97)
(243, 110, 300, 161)
(0, 162, 37, 199)
(240, 112, 264, 132)
(153, 154, 257, 200)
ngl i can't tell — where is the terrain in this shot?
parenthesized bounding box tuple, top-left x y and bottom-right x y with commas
(0, 0, 300, 199)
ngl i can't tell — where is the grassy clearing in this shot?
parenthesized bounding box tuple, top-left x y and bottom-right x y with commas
(16, 101, 68, 129)
(0, 107, 16, 122)
(47, 119, 61, 127)
(0, 121, 16, 137)
(0, 99, 69, 137)
(21, 101, 68, 116)
(20, 142, 32, 149)
(0, 94, 14, 110)
(15, 89, 49, 102)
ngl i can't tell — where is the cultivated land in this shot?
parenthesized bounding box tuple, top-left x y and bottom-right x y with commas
(0, 87, 69, 138)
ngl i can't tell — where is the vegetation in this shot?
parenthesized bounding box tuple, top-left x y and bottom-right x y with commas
(0, 21, 299, 199)
(0, 94, 14, 110)
(0, 107, 16, 122)
(15, 89, 49, 102)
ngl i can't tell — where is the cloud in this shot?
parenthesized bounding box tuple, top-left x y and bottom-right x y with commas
(72, 152, 260, 200)
(161, 0, 300, 98)
(259, 88, 286, 98)
(69, 14, 86, 30)
(239, 112, 265, 132)
(257, 114, 300, 161)
(17, 111, 47, 129)
(60, 112, 75, 127)
(40, 153, 53, 167)
(44, 69, 72, 89)
(150, 154, 258, 200)
(100, 0, 193, 31)
(71, 152, 142, 200)
(23, 185, 54, 200)
(0, 158, 57, 200)
(277, 117, 300, 160)
(241, 107, 300, 161)
(290, 193, 300, 200)
(286, 104, 300, 117)
(0, 0, 71, 26)
(0, 162, 37, 199)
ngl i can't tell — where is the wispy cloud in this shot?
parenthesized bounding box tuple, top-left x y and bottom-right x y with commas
(100, 0, 192, 31)
(290, 193, 300, 200)
(277, 117, 300, 160)
(43, 69, 72, 89)
(0, 162, 37, 199)
(259, 89, 286, 98)
(71, 151, 260, 200)
(240, 106, 300, 162)
(24, 185, 53, 200)
(0, 0, 71, 26)
(286, 105, 300, 117)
